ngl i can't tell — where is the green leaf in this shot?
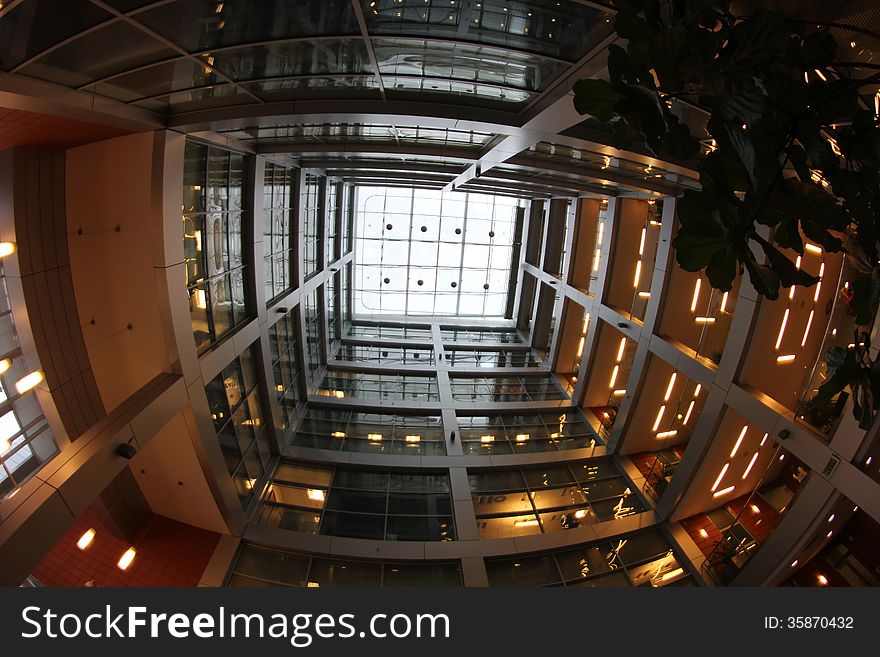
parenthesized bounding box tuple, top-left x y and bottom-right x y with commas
(615, 8, 654, 42)
(572, 79, 624, 121)
(610, 118, 638, 150)
(705, 251, 738, 291)
(744, 256, 780, 299)
(663, 121, 700, 160)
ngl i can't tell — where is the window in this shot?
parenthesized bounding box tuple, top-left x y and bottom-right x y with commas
(440, 327, 523, 343)
(327, 271, 340, 344)
(335, 344, 435, 365)
(446, 349, 540, 368)
(485, 529, 689, 587)
(469, 458, 643, 539)
(458, 410, 601, 455)
(259, 462, 455, 541)
(269, 308, 302, 433)
(302, 173, 324, 280)
(319, 370, 439, 402)
(292, 407, 446, 455)
(327, 180, 340, 263)
(204, 345, 274, 509)
(228, 543, 461, 587)
(450, 374, 566, 402)
(263, 161, 295, 302)
(183, 141, 250, 352)
(348, 322, 432, 340)
(304, 289, 325, 382)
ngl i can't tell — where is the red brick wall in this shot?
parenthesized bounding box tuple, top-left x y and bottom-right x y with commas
(33, 507, 221, 587)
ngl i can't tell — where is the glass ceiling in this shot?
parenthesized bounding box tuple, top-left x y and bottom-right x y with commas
(354, 186, 522, 319)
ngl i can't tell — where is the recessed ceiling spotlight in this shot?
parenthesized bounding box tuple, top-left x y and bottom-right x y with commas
(417, 279, 424, 286)
(483, 283, 490, 290)
(451, 282, 457, 288)
(455, 227, 462, 235)
(421, 225, 428, 232)
(383, 277, 390, 284)
(489, 230, 495, 237)
(386, 223, 393, 230)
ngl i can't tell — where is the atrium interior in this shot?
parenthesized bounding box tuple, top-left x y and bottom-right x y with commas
(1, 0, 879, 589)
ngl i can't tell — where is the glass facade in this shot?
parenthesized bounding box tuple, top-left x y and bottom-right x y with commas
(440, 327, 523, 343)
(228, 543, 461, 587)
(450, 374, 566, 402)
(458, 411, 600, 455)
(302, 173, 324, 281)
(259, 462, 455, 541)
(318, 370, 440, 402)
(269, 308, 302, 433)
(335, 344, 435, 365)
(470, 459, 643, 539)
(291, 407, 446, 455)
(347, 322, 433, 340)
(205, 345, 274, 509)
(446, 349, 540, 367)
(485, 529, 691, 587)
(183, 140, 249, 352)
(263, 161, 295, 302)
(304, 288, 325, 382)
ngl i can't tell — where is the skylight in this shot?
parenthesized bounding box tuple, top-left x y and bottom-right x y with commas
(354, 186, 522, 319)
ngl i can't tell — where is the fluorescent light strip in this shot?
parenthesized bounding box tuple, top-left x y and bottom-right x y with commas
(639, 228, 646, 255)
(760, 433, 768, 446)
(814, 262, 825, 302)
(593, 248, 601, 271)
(612, 389, 627, 396)
(805, 243, 822, 254)
(576, 336, 585, 358)
(638, 291, 650, 298)
(683, 400, 695, 425)
(801, 310, 814, 347)
(713, 485, 735, 498)
(597, 222, 604, 246)
(609, 365, 619, 388)
(775, 309, 789, 350)
(652, 406, 666, 432)
(633, 260, 642, 288)
(693, 384, 701, 398)
(730, 425, 747, 458)
(694, 317, 715, 324)
(664, 373, 677, 401)
(656, 430, 678, 439)
(616, 338, 626, 362)
(691, 279, 701, 312)
(776, 354, 796, 363)
(711, 463, 729, 492)
(720, 291, 728, 313)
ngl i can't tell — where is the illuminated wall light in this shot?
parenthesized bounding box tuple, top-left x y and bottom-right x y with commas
(743, 451, 760, 479)
(788, 284, 795, 300)
(656, 430, 678, 439)
(651, 406, 666, 432)
(612, 389, 626, 396)
(633, 260, 642, 288)
(333, 390, 345, 398)
(480, 435, 495, 444)
(331, 431, 345, 438)
(720, 291, 728, 313)
(15, 371, 44, 394)
(576, 336, 585, 358)
(275, 383, 285, 393)
(779, 454, 785, 461)
(638, 228, 646, 256)
(76, 528, 96, 550)
(0, 358, 10, 375)
(760, 432, 768, 446)
(582, 314, 590, 333)
(682, 400, 695, 425)
(0, 242, 15, 257)
(699, 528, 709, 538)
(751, 504, 760, 514)
(730, 425, 747, 458)
(616, 338, 626, 362)
(514, 518, 540, 527)
(694, 317, 715, 324)
(817, 574, 828, 586)
(775, 308, 789, 350)
(693, 384, 701, 398)
(658, 567, 685, 583)
(804, 243, 822, 255)
(405, 435, 421, 443)
(194, 288, 207, 309)
(307, 582, 320, 588)
(1, 438, 10, 455)
(791, 560, 799, 568)
(515, 433, 529, 442)
(307, 489, 325, 502)
(609, 365, 619, 388)
(814, 262, 825, 302)
(776, 354, 796, 363)
(593, 248, 601, 271)
(690, 279, 701, 312)
(711, 463, 729, 492)
(367, 433, 383, 441)
(117, 547, 137, 571)
(638, 292, 650, 298)
(713, 485, 735, 498)
(574, 509, 587, 519)
(663, 373, 677, 401)
(801, 310, 814, 347)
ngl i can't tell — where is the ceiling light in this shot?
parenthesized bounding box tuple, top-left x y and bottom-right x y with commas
(731, 425, 747, 458)
(117, 547, 137, 571)
(405, 435, 421, 443)
(609, 365, 619, 388)
(652, 406, 665, 432)
(480, 435, 494, 443)
(0, 358, 10, 375)
(694, 317, 715, 324)
(775, 309, 789, 350)
(574, 509, 587, 519)
(817, 574, 828, 586)
(612, 389, 626, 396)
(656, 430, 677, 439)
(750, 504, 760, 513)
(333, 390, 345, 398)
(515, 433, 529, 442)
(658, 567, 684, 582)
(15, 371, 43, 394)
(720, 291, 729, 313)
(638, 291, 650, 298)
(828, 514, 835, 523)
(0, 242, 15, 257)
(616, 338, 626, 362)
(804, 243, 822, 254)
(683, 400, 695, 425)
(194, 288, 207, 309)
(776, 354, 796, 363)
(638, 228, 646, 256)
(663, 373, 677, 401)
(699, 528, 708, 538)
(791, 560, 798, 568)
(711, 463, 729, 492)
(76, 528, 96, 550)
(713, 485, 735, 498)
(633, 260, 641, 288)
(801, 310, 814, 347)
(368, 433, 383, 441)
(307, 489, 325, 502)
(760, 433, 768, 446)
(691, 279, 701, 312)
(693, 384, 701, 397)
(307, 582, 320, 588)
(742, 451, 759, 479)
(514, 518, 540, 527)
(331, 431, 345, 438)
